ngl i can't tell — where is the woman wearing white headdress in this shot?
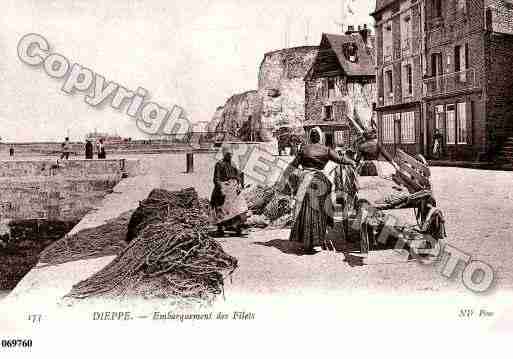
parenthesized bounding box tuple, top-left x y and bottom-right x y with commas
(210, 144, 248, 236)
(287, 127, 356, 253)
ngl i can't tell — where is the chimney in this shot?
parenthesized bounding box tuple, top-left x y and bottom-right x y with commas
(359, 23, 370, 45)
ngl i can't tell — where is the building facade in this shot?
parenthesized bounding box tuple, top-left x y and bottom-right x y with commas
(304, 29, 376, 149)
(373, 0, 513, 162)
(372, 0, 425, 157)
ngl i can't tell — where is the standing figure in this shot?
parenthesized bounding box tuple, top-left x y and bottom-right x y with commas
(97, 139, 106, 159)
(9, 146, 14, 157)
(61, 137, 71, 160)
(287, 127, 356, 253)
(85, 139, 93, 159)
(432, 128, 443, 159)
(210, 145, 248, 236)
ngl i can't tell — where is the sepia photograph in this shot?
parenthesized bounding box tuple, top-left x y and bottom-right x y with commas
(0, 0, 511, 356)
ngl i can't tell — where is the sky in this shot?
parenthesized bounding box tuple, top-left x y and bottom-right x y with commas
(0, 0, 374, 142)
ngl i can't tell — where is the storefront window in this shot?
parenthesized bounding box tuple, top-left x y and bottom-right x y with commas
(401, 111, 415, 144)
(382, 114, 395, 144)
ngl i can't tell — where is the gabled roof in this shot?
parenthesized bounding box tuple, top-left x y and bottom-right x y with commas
(307, 33, 375, 79)
(324, 33, 375, 77)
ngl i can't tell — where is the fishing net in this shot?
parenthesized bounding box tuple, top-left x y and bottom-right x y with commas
(263, 194, 292, 222)
(39, 212, 131, 267)
(126, 188, 202, 242)
(65, 188, 238, 305)
(242, 185, 276, 214)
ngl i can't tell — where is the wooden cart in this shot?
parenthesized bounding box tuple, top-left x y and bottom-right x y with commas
(344, 148, 446, 255)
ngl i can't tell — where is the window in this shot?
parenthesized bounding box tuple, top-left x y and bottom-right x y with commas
(328, 78, 335, 90)
(435, 105, 445, 131)
(383, 21, 393, 62)
(328, 78, 336, 99)
(324, 105, 333, 120)
(457, 102, 467, 144)
(465, 43, 469, 69)
(401, 111, 415, 144)
(446, 105, 456, 144)
(386, 70, 393, 95)
(455, 44, 468, 81)
(405, 64, 413, 95)
(431, 53, 442, 77)
(402, 63, 413, 98)
(382, 114, 395, 144)
(401, 11, 413, 53)
(454, 45, 462, 72)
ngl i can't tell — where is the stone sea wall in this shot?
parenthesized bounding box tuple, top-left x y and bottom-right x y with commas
(0, 159, 139, 221)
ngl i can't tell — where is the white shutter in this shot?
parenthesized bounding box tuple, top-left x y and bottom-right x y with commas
(459, 46, 467, 82)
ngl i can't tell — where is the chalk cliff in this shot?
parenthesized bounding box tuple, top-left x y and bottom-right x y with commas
(209, 46, 319, 141)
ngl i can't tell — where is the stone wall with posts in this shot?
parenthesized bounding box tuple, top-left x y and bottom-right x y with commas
(0, 159, 139, 221)
(0, 159, 137, 178)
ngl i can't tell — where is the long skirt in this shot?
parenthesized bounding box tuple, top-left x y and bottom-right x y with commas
(211, 179, 248, 225)
(289, 169, 334, 251)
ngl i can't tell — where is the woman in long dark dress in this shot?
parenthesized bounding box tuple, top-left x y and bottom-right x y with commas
(210, 145, 248, 236)
(288, 127, 356, 253)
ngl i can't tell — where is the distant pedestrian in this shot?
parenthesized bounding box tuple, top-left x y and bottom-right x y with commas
(97, 138, 106, 159)
(85, 139, 93, 159)
(432, 129, 443, 159)
(9, 147, 14, 157)
(61, 137, 71, 160)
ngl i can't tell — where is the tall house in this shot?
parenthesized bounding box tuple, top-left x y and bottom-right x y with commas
(423, 0, 513, 161)
(372, 0, 424, 157)
(373, 0, 513, 162)
(304, 28, 376, 149)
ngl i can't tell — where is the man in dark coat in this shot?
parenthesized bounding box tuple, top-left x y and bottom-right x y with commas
(85, 140, 93, 159)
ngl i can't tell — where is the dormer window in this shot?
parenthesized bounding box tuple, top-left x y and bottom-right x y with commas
(343, 42, 359, 63)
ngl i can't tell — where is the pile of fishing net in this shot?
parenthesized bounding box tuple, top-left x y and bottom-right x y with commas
(242, 184, 294, 228)
(65, 188, 237, 305)
(126, 188, 209, 242)
(39, 212, 131, 266)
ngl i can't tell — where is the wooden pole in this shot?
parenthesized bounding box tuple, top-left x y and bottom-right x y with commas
(186, 152, 194, 173)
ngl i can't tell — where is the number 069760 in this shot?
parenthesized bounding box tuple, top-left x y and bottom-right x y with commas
(1, 339, 33, 348)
